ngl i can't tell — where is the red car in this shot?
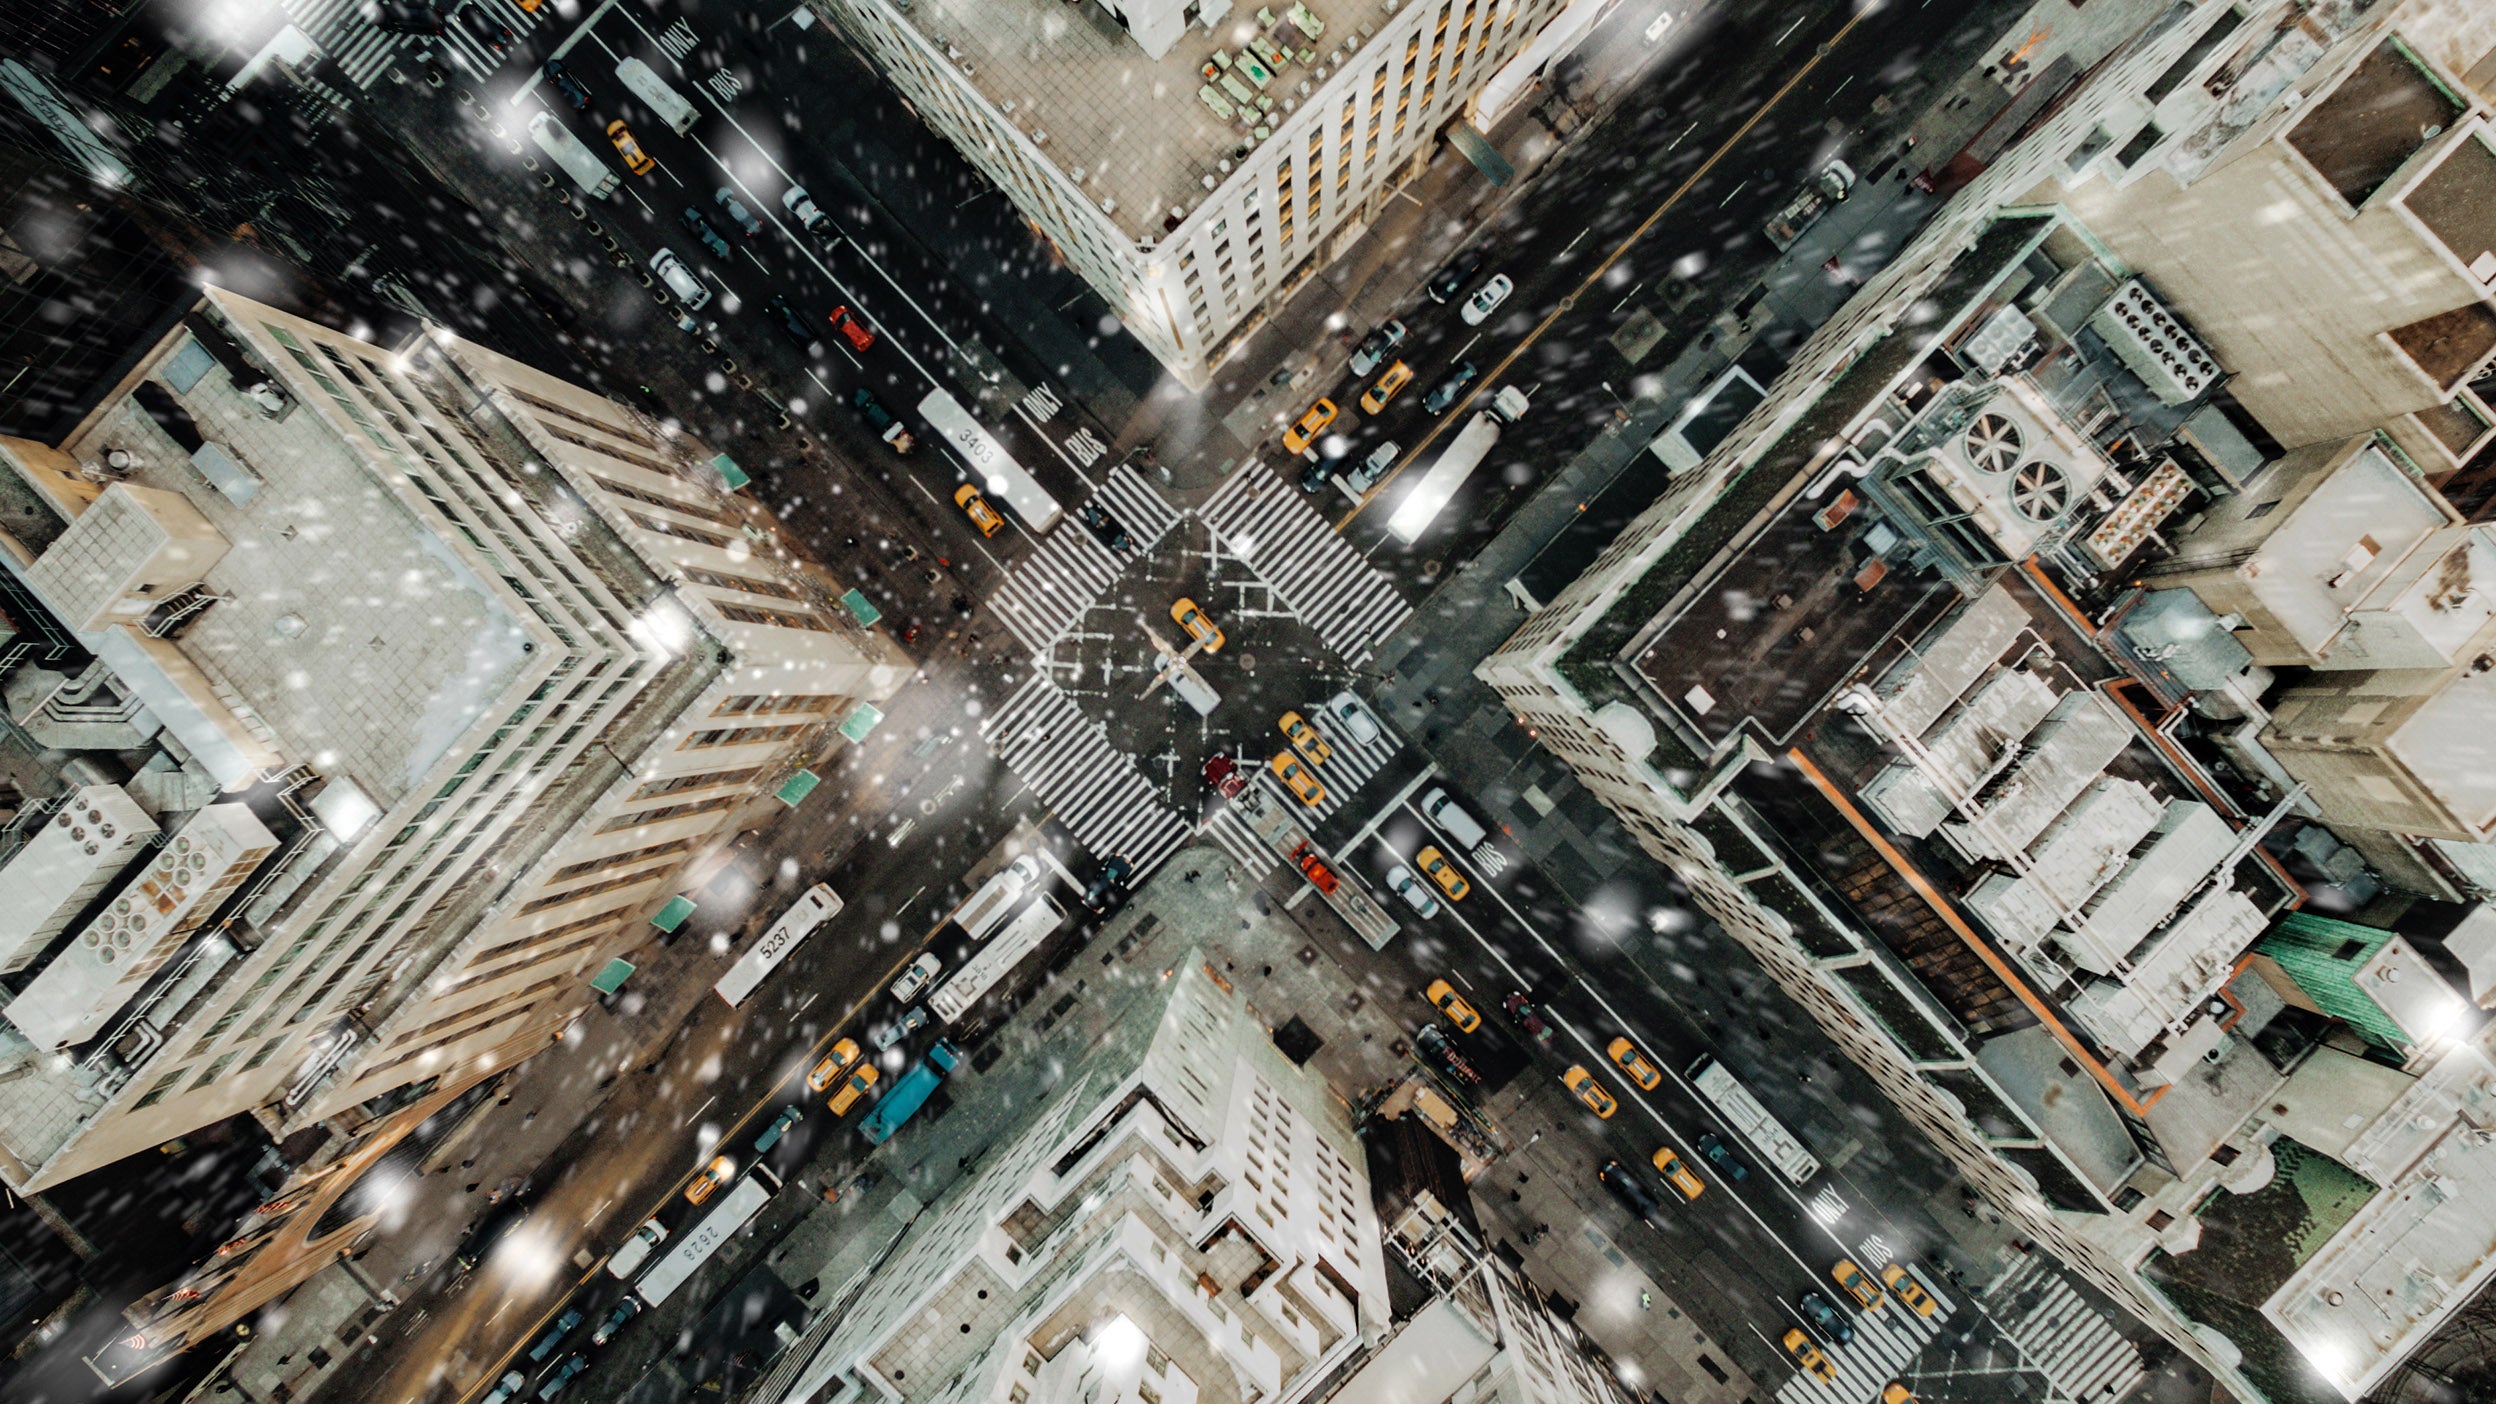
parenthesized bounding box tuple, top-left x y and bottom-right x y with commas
(1503, 992, 1552, 1044)
(1291, 842, 1340, 894)
(1204, 755, 1249, 799)
(827, 305, 875, 353)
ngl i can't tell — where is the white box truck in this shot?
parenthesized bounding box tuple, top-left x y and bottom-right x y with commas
(528, 113, 618, 200)
(1384, 385, 1530, 543)
(615, 57, 698, 135)
(951, 855, 1041, 941)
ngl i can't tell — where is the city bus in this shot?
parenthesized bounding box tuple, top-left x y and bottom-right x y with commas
(918, 388, 1063, 533)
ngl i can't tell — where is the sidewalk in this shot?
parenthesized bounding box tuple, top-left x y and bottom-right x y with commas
(213, 647, 978, 1401)
(731, 842, 1758, 1402)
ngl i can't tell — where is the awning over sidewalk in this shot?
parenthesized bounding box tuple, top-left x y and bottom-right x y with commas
(840, 589, 881, 626)
(1445, 121, 1515, 187)
(839, 704, 884, 743)
(776, 769, 821, 807)
(590, 958, 636, 994)
(651, 895, 696, 933)
(711, 452, 750, 490)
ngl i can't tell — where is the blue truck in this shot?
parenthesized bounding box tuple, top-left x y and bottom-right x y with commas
(862, 1038, 961, 1144)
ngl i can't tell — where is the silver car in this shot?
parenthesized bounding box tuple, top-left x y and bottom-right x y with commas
(1385, 865, 1440, 919)
(1349, 318, 1406, 377)
(1325, 691, 1381, 745)
(781, 183, 829, 233)
(1460, 273, 1512, 326)
(890, 952, 943, 1003)
(1344, 441, 1399, 493)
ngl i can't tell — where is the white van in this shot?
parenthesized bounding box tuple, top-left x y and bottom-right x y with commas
(650, 248, 710, 310)
(1420, 787, 1487, 850)
(605, 1218, 668, 1279)
(1158, 655, 1220, 716)
(615, 57, 698, 135)
(952, 854, 1040, 941)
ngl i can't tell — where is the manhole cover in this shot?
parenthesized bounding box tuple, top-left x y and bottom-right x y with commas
(1297, 945, 1319, 966)
(1237, 653, 1256, 673)
(1421, 560, 1442, 578)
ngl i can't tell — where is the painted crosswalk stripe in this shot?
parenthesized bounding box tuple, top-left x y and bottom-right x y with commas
(268, 0, 547, 89)
(1773, 1271, 1953, 1404)
(1202, 463, 1412, 666)
(1279, 717, 1402, 824)
(1094, 464, 1182, 551)
(989, 520, 1124, 655)
(980, 676, 1191, 875)
(1982, 1258, 2145, 1403)
(1196, 804, 1277, 877)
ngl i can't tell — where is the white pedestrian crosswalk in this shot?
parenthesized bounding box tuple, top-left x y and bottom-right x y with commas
(1982, 1257, 2146, 1402)
(1095, 464, 1182, 551)
(1245, 709, 1403, 827)
(981, 675, 1193, 876)
(1776, 1268, 1956, 1404)
(1201, 463, 1413, 666)
(1197, 802, 1276, 877)
(990, 519, 1124, 655)
(281, 0, 544, 90)
(276, 0, 401, 88)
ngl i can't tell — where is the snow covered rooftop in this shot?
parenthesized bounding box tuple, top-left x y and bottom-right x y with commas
(40, 310, 536, 806)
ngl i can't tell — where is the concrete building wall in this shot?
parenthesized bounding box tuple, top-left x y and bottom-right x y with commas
(810, 0, 1566, 387)
(790, 955, 1388, 1404)
(1470, 5, 2286, 1396)
(2048, 6, 2496, 464)
(0, 289, 905, 1188)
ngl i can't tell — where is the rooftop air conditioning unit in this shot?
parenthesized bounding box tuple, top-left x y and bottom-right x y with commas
(2089, 279, 2218, 405)
(1895, 382, 2110, 560)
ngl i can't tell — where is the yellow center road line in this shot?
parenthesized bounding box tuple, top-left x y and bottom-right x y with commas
(1334, 9, 1875, 532)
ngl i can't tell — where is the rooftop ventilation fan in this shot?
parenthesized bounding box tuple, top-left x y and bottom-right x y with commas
(1963, 414, 2024, 473)
(2010, 460, 2074, 522)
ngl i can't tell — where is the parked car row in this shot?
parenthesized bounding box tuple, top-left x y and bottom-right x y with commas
(1292, 242, 1516, 495)
(1265, 692, 1382, 809)
(1415, 953, 1933, 1399)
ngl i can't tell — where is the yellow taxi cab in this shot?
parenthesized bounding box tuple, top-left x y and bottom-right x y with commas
(1417, 846, 1470, 901)
(685, 1154, 734, 1205)
(606, 120, 656, 176)
(1359, 360, 1415, 414)
(1563, 1066, 1618, 1119)
(828, 1062, 880, 1115)
(1271, 751, 1327, 806)
(806, 1038, 862, 1092)
(1882, 1385, 1918, 1404)
(1783, 1329, 1837, 1384)
(1651, 1146, 1705, 1201)
(1280, 710, 1331, 764)
(1881, 1263, 1936, 1318)
(955, 483, 1005, 535)
(1282, 398, 1338, 455)
(1425, 978, 1480, 1032)
(1171, 598, 1224, 652)
(1607, 1036, 1662, 1090)
(1832, 1259, 1885, 1310)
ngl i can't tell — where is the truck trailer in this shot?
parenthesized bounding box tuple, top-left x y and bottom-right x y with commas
(861, 1039, 962, 1144)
